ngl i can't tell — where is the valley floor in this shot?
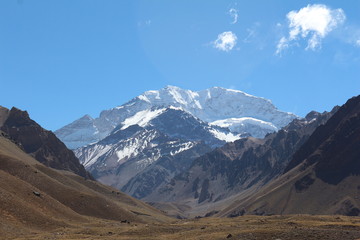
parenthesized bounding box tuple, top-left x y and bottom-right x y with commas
(3, 215, 360, 240)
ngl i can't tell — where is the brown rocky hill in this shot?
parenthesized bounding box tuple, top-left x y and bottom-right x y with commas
(0, 106, 91, 179)
(148, 109, 335, 218)
(218, 95, 360, 217)
(0, 133, 171, 237)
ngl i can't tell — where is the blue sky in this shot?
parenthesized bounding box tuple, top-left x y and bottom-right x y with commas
(1, 0, 359, 130)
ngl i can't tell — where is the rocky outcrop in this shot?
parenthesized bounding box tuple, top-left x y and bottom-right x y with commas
(0, 107, 91, 179)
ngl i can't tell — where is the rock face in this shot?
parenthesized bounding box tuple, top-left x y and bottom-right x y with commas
(148, 108, 335, 207)
(0, 106, 91, 179)
(218, 95, 360, 217)
(286, 95, 360, 184)
(55, 86, 297, 149)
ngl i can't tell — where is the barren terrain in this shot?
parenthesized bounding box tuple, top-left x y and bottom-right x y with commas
(2, 215, 359, 240)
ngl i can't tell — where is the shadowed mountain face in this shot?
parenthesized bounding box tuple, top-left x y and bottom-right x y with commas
(147, 109, 336, 206)
(218, 95, 360, 217)
(286, 95, 360, 184)
(0, 106, 91, 179)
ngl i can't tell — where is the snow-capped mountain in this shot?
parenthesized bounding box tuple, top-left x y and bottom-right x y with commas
(146, 108, 336, 210)
(55, 86, 297, 149)
(74, 107, 218, 194)
(55, 86, 297, 200)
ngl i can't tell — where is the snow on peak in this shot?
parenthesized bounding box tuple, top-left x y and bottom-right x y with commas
(56, 86, 298, 148)
(129, 85, 294, 124)
(121, 108, 167, 130)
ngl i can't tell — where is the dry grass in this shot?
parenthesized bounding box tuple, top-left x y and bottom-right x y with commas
(2, 215, 359, 240)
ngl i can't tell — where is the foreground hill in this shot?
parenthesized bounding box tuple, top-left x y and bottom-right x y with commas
(218, 95, 360, 217)
(0, 133, 171, 238)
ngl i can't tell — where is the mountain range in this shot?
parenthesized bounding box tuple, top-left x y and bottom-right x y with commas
(55, 86, 297, 201)
(146, 109, 336, 207)
(1, 85, 359, 235)
(55, 86, 297, 149)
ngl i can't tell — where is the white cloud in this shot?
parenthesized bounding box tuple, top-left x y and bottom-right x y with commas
(276, 4, 346, 54)
(229, 8, 238, 24)
(213, 31, 238, 52)
(356, 39, 360, 47)
(138, 20, 151, 27)
(275, 37, 289, 55)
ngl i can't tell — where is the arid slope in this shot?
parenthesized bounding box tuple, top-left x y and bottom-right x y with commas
(218, 95, 360, 217)
(0, 134, 171, 238)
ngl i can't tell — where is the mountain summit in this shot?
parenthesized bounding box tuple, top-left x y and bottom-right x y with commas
(55, 86, 297, 149)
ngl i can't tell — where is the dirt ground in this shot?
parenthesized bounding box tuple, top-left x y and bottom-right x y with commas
(3, 215, 360, 240)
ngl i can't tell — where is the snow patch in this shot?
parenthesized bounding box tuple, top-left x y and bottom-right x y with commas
(209, 129, 240, 142)
(211, 117, 278, 131)
(137, 95, 151, 103)
(116, 143, 139, 161)
(170, 142, 194, 156)
(211, 117, 278, 138)
(83, 144, 112, 168)
(121, 108, 167, 130)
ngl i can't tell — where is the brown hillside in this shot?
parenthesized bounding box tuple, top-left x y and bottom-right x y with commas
(0, 135, 172, 238)
(218, 95, 360, 217)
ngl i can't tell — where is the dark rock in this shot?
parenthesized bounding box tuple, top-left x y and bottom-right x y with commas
(33, 191, 41, 197)
(198, 179, 210, 203)
(226, 233, 233, 238)
(229, 209, 245, 218)
(0, 107, 92, 179)
(294, 174, 315, 192)
(204, 210, 219, 217)
(286, 95, 360, 185)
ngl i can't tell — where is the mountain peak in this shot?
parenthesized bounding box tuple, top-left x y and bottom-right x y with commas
(163, 85, 182, 90)
(80, 114, 94, 121)
(56, 86, 297, 149)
